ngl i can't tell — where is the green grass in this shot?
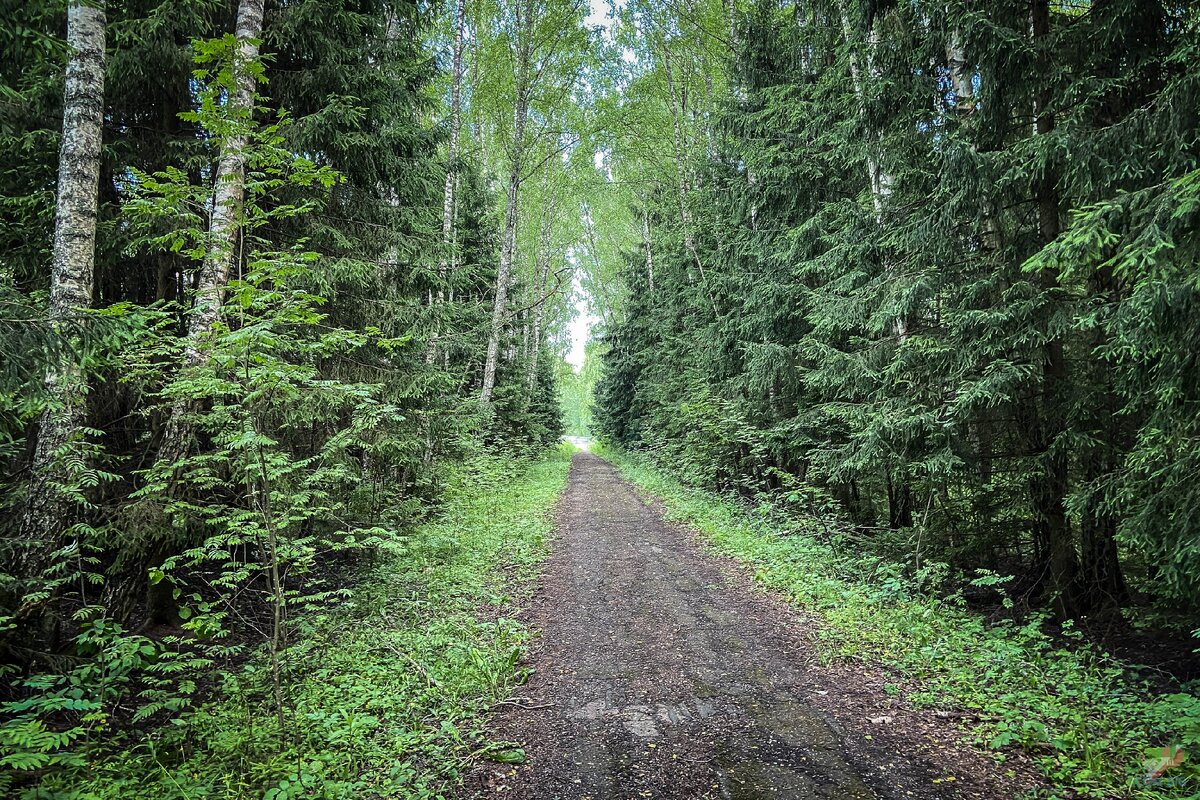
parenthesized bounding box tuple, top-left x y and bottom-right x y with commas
(36, 446, 572, 800)
(596, 444, 1200, 800)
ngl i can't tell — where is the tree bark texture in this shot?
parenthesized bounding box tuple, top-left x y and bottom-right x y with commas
(481, 0, 533, 405)
(21, 0, 107, 570)
(157, 0, 265, 464)
(427, 0, 467, 365)
(1028, 0, 1080, 618)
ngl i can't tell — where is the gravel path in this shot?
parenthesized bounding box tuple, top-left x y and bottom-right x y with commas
(468, 453, 1036, 800)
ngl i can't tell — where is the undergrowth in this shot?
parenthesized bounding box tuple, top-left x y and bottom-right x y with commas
(30, 446, 572, 799)
(596, 444, 1200, 800)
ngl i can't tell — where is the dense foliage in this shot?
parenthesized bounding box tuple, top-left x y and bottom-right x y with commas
(604, 446, 1200, 798)
(595, 0, 1200, 626)
(0, 0, 585, 790)
(37, 447, 572, 798)
(590, 4, 1200, 792)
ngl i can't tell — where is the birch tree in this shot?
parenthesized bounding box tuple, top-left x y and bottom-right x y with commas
(526, 173, 560, 386)
(21, 0, 107, 565)
(442, 0, 467, 274)
(837, 0, 893, 226)
(157, 0, 266, 464)
(480, 0, 587, 404)
(480, 0, 534, 405)
(427, 0, 468, 363)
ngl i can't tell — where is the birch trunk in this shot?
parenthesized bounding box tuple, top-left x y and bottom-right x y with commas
(480, 134, 524, 404)
(21, 0, 107, 563)
(727, 0, 738, 51)
(426, 0, 467, 364)
(837, 1, 891, 223)
(441, 0, 466, 268)
(839, 2, 903, 338)
(481, 0, 532, 405)
(469, 12, 482, 142)
(943, 25, 997, 252)
(642, 209, 654, 296)
(838, 1, 914, 528)
(527, 177, 558, 387)
(157, 0, 265, 464)
(945, 29, 973, 111)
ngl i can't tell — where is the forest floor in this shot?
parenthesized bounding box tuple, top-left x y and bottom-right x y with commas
(467, 453, 1039, 800)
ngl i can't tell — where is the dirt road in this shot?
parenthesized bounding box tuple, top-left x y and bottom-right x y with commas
(470, 453, 1033, 799)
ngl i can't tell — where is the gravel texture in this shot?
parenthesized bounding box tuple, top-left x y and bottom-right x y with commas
(466, 453, 1039, 800)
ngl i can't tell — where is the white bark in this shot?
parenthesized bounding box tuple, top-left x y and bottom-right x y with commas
(945, 29, 974, 111)
(22, 0, 106, 554)
(426, 0, 467, 364)
(943, 26, 993, 251)
(838, 1, 891, 223)
(481, 0, 533, 405)
(158, 0, 265, 462)
(727, 0, 738, 51)
(642, 209, 654, 295)
(480, 115, 526, 404)
(441, 0, 466, 267)
(527, 178, 559, 386)
(839, 1, 905, 338)
(798, 5, 812, 75)
(469, 13, 482, 142)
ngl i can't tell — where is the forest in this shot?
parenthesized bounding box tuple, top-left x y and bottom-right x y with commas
(2, 0, 1199, 797)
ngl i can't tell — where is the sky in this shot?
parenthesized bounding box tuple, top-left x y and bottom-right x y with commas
(566, 253, 599, 371)
(586, 0, 616, 31)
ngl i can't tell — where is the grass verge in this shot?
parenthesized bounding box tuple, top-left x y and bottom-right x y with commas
(596, 444, 1199, 800)
(39, 446, 572, 800)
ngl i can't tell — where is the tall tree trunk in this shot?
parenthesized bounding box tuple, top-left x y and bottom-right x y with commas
(469, 11, 482, 142)
(944, 21, 1004, 546)
(838, 1, 892, 224)
(1029, 0, 1079, 618)
(104, 0, 264, 623)
(642, 208, 654, 295)
(840, 1, 916, 528)
(1080, 458, 1129, 615)
(527, 174, 558, 387)
(20, 0, 107, 574)
(839, 1, 903, 338)
(157, 0, 266, 463)
(945, 28, 974, 112)
(1078, 266, 1129, 616)
(886, 472, 913, 530)
(481, 0, 532, 405)
(427, 0, 467, 364)
(442, 0, 466, 261)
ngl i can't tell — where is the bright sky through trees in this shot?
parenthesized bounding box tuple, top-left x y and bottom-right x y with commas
(565, 0, 622, 373)
(566, 253, 597, 371)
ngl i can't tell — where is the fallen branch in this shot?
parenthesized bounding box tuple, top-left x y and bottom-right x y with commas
(492, 697, 554, 711)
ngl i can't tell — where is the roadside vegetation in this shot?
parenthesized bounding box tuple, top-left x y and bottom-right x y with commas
(598, 445, 1199, 800)
(3, 0, 583, 792)
(22, 447, 571, 799)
